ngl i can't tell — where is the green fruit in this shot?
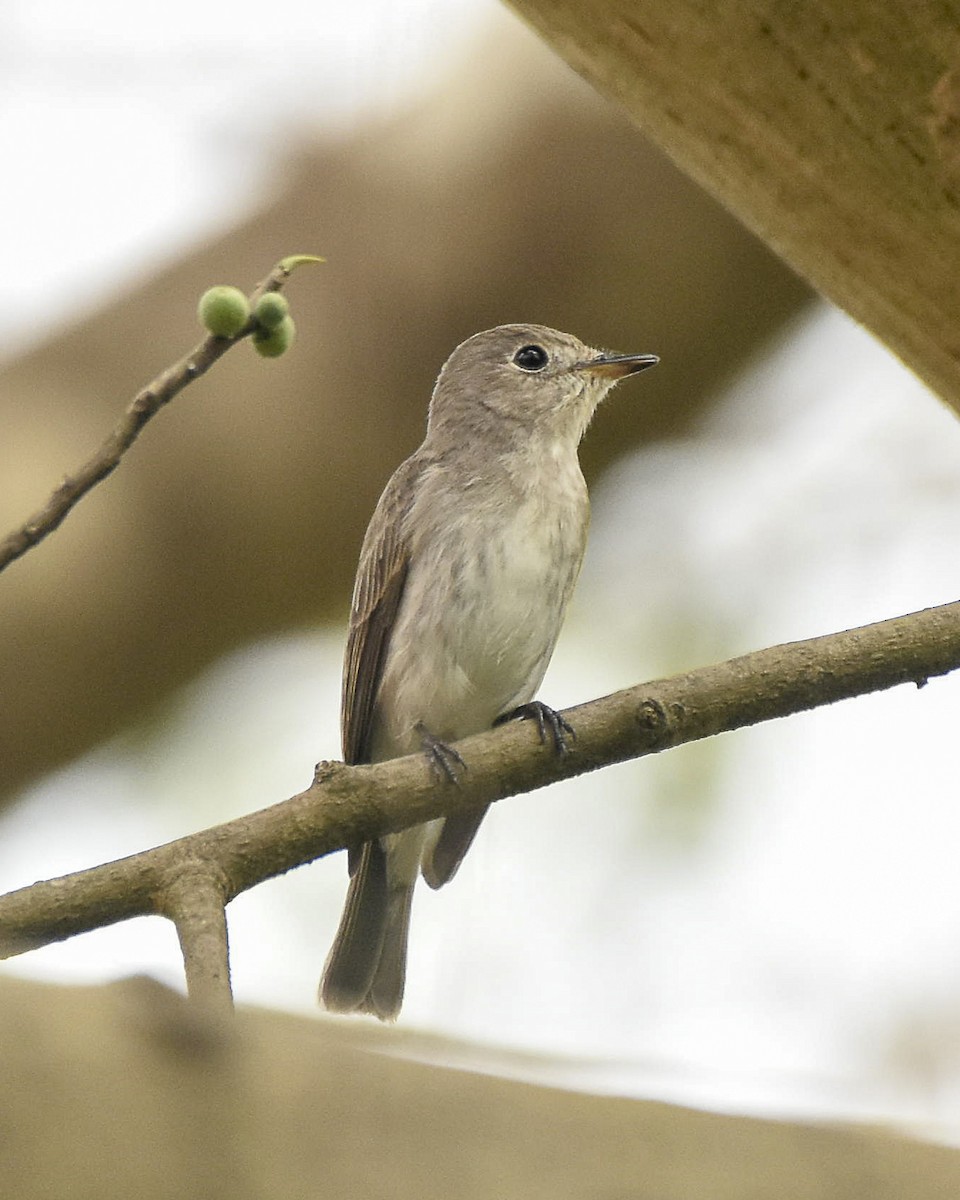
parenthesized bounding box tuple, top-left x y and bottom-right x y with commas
(198, 286, 250, 338)
(253, 315, 296, 358)
(254, 292, 290, 330)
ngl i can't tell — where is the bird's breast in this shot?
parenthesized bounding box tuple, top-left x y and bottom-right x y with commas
(376, 463, 588, 748)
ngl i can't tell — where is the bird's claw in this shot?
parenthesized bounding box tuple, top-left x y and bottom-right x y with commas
(496, 701, 575, 756)
(415, 722, 466, 784)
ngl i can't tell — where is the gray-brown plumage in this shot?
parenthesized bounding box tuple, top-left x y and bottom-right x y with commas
(320, 324, 657, 1019)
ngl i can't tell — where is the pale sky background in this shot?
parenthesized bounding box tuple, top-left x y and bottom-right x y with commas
(3, 0, 960, 1142)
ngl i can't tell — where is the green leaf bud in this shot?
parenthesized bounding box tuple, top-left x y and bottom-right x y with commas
(278, 254, 325, 273)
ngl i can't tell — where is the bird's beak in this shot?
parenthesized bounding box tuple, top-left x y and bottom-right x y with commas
(573, 351, 659, 379)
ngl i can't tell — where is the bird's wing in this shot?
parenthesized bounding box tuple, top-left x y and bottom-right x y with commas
(340, 461, 417, 767)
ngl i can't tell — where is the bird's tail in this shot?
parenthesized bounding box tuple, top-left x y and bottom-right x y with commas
(320, 839, 414, 1021)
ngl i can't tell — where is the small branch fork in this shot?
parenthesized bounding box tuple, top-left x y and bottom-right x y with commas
(0, 255, 318, 575)
(163, 865, 233, 1017)
(0, 599, 958, 1014)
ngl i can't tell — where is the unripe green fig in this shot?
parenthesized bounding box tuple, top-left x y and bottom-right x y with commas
(254, 292, 290, 330)
(253, 315, 296, 358)
(198, 286, 250, 338)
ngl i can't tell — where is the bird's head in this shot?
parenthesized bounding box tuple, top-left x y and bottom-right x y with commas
(427, 323, 658, 447)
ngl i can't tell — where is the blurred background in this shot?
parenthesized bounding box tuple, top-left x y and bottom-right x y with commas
(1, 0, 960, 1139)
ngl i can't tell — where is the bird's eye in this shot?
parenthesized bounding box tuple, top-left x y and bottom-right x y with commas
(513, 344, 549, 372)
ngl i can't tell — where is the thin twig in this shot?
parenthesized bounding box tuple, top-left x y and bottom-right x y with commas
(0, 598, 958, 963)
(0, 256, 319, 575)
(163, 864, 234, 1017)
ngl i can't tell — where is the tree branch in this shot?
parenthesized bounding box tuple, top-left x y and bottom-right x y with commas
(5, 973, 959, 1200)
(0, 255, 319, 575)
(1, 598, 958, 968)
(506, 0, 960, 418)
(162, 864, 233, 1016)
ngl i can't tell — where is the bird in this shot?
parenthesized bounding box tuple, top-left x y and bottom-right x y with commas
(320, 323, 658, 1019)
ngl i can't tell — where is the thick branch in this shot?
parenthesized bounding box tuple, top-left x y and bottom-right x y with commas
(0, 599, 958, 960)
(0, 256, 318, 575)
(506, 0, 960, 417)
(5, 974, 960, 1200)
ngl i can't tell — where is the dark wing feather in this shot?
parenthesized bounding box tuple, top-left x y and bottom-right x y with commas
(341, 460, 418, 767)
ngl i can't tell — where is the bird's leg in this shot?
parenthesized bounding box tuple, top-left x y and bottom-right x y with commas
(495, 701, 575, 756)
(414, 721, 466, 784)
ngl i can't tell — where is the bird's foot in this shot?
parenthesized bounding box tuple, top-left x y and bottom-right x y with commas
(495, 701, 575, 756)
(415, 722, 466, 784)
